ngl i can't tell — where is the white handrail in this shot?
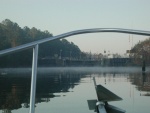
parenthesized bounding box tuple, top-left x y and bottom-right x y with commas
(0, 28, 150, 56)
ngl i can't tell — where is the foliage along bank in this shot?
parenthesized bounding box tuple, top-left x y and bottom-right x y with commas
(0, 19, 84, 67)
(130, 38, 150, 66)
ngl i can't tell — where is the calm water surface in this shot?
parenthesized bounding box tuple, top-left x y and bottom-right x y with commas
(0, 67, 150, 113)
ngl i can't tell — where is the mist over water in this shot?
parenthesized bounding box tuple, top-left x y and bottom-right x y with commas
(0, 67, 150, 113)
(40, 66, 150, 73)
(1, 66, 149, 75)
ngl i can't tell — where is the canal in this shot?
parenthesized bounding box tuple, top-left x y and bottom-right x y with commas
(0, 67, 150, 113)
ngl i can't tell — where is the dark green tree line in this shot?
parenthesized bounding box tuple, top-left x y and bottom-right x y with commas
(0, 19, 83, 67)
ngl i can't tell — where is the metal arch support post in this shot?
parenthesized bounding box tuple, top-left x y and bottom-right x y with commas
(29, 44, 39, 113)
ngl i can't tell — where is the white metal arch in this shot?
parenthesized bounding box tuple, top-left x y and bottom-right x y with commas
(0, 28, 150, 113)
(0, 28, 150, 56)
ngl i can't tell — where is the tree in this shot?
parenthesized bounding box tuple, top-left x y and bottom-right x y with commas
(0, 19, 82, 67)
(131, 38, 150, 65)
(0, 23, 11, 50)
(2, 19, 22, 47)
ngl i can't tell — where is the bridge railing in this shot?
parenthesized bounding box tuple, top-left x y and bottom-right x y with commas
(0, 28, 150, 113)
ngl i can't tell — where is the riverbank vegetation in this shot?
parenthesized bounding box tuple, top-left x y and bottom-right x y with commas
(0, 19, 85, 67)
(0, 19, 149, 67)
(131, 38, 150, 66)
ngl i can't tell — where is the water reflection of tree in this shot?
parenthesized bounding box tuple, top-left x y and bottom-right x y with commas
(1, 68, 149, 112)
(129, 72, 150, 96)
(0, 71, 87, 112)
(0, 75, 30, 112)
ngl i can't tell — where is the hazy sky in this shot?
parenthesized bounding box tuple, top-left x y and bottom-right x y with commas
(1, 0, 150, 54)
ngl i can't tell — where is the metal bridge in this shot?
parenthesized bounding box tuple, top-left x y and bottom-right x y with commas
(0, 28, 150, 113)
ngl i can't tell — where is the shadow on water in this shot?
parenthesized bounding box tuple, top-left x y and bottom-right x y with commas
(0, 68, 86, 111)
(0, 67, 150, 113)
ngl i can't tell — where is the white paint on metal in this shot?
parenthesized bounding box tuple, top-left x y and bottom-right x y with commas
(29, 44, 39, 113)
(97, 101, 107, 113)
(1, 28, 150, 56)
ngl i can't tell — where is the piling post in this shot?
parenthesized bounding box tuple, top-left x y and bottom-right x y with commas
(142, 60, 146, 72)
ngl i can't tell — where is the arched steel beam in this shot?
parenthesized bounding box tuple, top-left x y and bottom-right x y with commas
(0, 28, 150, 56)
